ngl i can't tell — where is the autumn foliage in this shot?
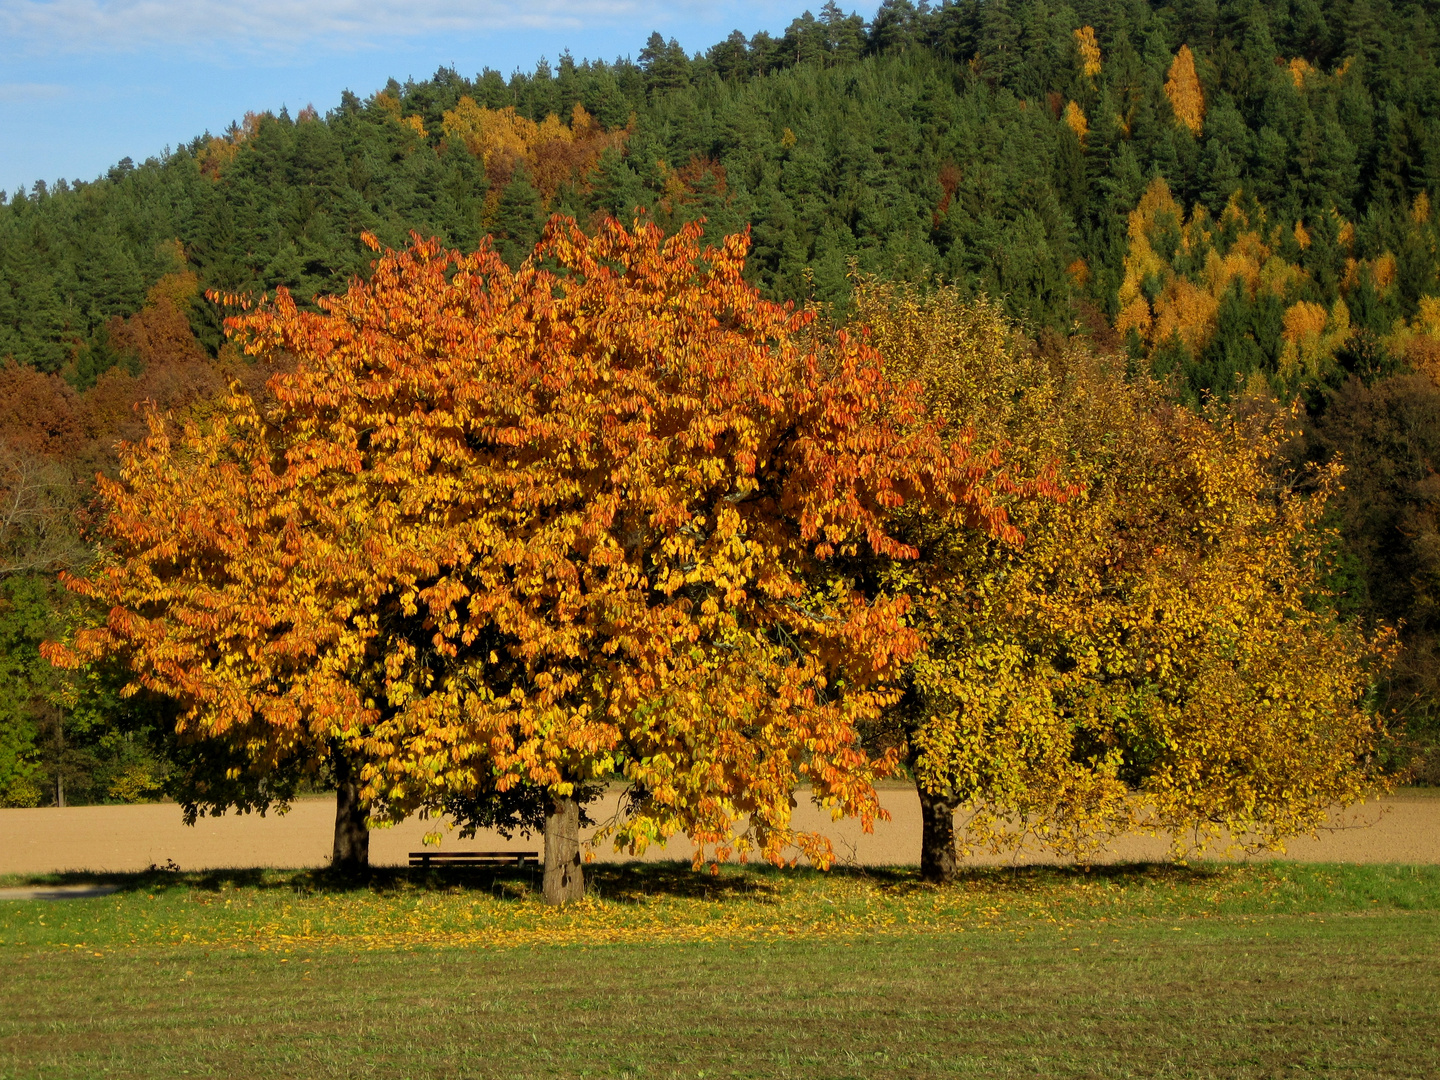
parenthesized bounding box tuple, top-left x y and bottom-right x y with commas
(47, 219, 1021, 885)
(441, 100, 629, 206)
(858, 282, 1392, 878)
(1114, 178, 1362, 387)
(1074, 26, 1102, 79)
(1164, 45, 1205, 135)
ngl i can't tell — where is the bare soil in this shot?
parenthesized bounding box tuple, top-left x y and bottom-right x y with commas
(2, 787, 1437, 875)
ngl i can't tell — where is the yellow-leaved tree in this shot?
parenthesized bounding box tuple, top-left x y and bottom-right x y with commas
(1074, 26, 1102, 80)
(856, 282, 1392, 882)
(1165, 45, 1206, 135)
(440, 100, 628, 206)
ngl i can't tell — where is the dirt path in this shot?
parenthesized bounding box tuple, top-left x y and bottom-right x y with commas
(2, 788, 1437, 875)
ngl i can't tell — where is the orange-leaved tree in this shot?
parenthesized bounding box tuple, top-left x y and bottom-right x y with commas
(47, 218, 1023, 898)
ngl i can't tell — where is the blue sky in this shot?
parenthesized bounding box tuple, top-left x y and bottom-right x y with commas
(0, 1, 803, 194)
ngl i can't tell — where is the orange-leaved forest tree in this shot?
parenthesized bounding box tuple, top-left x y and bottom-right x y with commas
(46, 218, 1026, 899)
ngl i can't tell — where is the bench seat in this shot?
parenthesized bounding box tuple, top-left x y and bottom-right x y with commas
(408, 850, 539, 869)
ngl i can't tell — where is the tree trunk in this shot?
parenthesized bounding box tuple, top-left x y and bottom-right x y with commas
(917, 782, 962, 885)
(54, 716, 64, 809)
(331, 753, 370, 874)
(543, 795, 584, 905)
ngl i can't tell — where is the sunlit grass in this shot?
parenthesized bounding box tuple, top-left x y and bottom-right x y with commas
(3, 863, 1438, 1079)
(2, 860, 1437, 954)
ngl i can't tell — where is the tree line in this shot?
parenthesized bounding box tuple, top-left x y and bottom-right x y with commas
(8, 1, 1440, 376)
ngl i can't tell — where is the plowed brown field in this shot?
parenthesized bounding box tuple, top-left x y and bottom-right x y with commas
(4, 786, 1437, 875)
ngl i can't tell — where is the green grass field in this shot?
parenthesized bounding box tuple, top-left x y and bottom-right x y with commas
(2, 862, 1438, 1079)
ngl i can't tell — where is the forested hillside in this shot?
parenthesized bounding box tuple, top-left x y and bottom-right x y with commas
(9, 0, 1440, 389)
(4, 0, 1440, 807)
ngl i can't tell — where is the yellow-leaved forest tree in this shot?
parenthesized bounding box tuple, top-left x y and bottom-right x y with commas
(1164, 44, 1206, 135)
(45, 220, 1028, 902)
(856, 282, 1393, 882)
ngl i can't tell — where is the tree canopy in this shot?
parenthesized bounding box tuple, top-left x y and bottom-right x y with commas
(46, 219, 1033, 894)
(858, 282, 1393, 879)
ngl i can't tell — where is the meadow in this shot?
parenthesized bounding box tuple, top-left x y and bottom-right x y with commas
(2, 861, 1437, 1079)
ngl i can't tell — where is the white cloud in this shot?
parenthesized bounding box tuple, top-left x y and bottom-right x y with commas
(0, 0, 693, 56)
(0, 81, 69, 101)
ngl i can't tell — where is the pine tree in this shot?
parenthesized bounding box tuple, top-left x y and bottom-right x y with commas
(490, 164, 545, 268)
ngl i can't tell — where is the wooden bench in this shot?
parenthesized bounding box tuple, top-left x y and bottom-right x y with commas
(408, 850, 539, 870)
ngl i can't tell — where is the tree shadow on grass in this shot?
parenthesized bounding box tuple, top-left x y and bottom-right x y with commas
(849, 861, 1237, 896)
(5, 863, 559, 900)
(2, 859, 1237, 903)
